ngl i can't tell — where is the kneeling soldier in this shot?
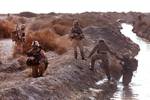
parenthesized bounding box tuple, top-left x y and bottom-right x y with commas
(26, 41, 48, 78)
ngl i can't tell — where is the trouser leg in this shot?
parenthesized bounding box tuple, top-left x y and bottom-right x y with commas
(78, 42, 85, 60)
(103, 64, 111, 80)
(20, 43, 24, 54)
(38, 63, 45, 77)
(122, 70, 133, 86)
(101, 56, 111, 80)
(16, 42, 24, 54)
(90, 55, 101, 70)
(74, 45, 78, 59)
(32, 66, 38, 78)
(44, 60, 48, 71)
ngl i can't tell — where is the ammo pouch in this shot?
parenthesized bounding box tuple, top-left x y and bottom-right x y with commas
(130, 58, 138, 71)
(122, 58, 138, 72)
(71, 33, 84, 40)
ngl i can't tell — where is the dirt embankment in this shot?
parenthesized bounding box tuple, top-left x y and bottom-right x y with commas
(0, 12, 140, 99)
(131, 13, 150, 40)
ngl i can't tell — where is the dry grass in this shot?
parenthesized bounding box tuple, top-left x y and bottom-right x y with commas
(24, 29, 72, 54)
(22, 16, 73, 54)
(28, 20, 52, 31)
(0, 20, 14, 38)
(52, 24, 70, 35)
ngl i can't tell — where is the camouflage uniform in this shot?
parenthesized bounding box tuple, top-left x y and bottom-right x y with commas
(12, 24, 26, 54)
(27, 42, 48, 77)
(18, 25, 26, 43)
(12, 24, 26, 43)
(89, 40, 115, 80)
(70, 21, 85, 60)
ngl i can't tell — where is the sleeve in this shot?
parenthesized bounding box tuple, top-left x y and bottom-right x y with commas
(27, 49, 33, 57)
(88, 44, 98, 57)
(40, 50, 46, 58)
(69, 27, 75, 38)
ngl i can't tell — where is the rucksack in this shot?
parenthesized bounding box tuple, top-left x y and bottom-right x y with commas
(130, 58, 138, 71)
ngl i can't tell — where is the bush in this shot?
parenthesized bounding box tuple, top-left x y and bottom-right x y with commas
(0, 20, 14, 38)
(24, 29, 72, 54)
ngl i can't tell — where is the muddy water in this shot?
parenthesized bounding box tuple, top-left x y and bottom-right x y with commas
(110, 23, 150, 100)
(0, 39, 14, 63)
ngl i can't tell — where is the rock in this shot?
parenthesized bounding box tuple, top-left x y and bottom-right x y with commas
(131, 13, 150, 41)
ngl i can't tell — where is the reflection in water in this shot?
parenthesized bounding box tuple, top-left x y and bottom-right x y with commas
(0, 39, 14, 63)
(111, 23, 150, 100)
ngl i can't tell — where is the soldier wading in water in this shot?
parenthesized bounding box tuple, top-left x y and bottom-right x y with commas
(120, 53, 138, 86)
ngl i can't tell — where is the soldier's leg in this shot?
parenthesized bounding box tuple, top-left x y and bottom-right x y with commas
(102, 59, 111, 81)
(38, 63, 45, 77)
(90, 54, 101, 71)
(44, 60, 48, 71)
(103, 66, 111, 81)
(122, 71, 133, 86)
(78, 41, 85, 60)
(17, 42, 23, 54)
(32, 66, 38, 78)
(73, 43, 78, 59)
(20, 43, 24, 53)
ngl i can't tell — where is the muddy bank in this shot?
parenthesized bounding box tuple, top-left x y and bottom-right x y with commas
(131, 13, 150, 41)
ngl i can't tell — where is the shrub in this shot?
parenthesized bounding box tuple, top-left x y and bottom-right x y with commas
(24, 29, 72, 54)
(0, 20, 14, 38)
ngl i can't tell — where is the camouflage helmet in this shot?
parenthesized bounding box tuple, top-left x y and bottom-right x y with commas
(73, 20, 79, 26)
(32, 41, 40, 47)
